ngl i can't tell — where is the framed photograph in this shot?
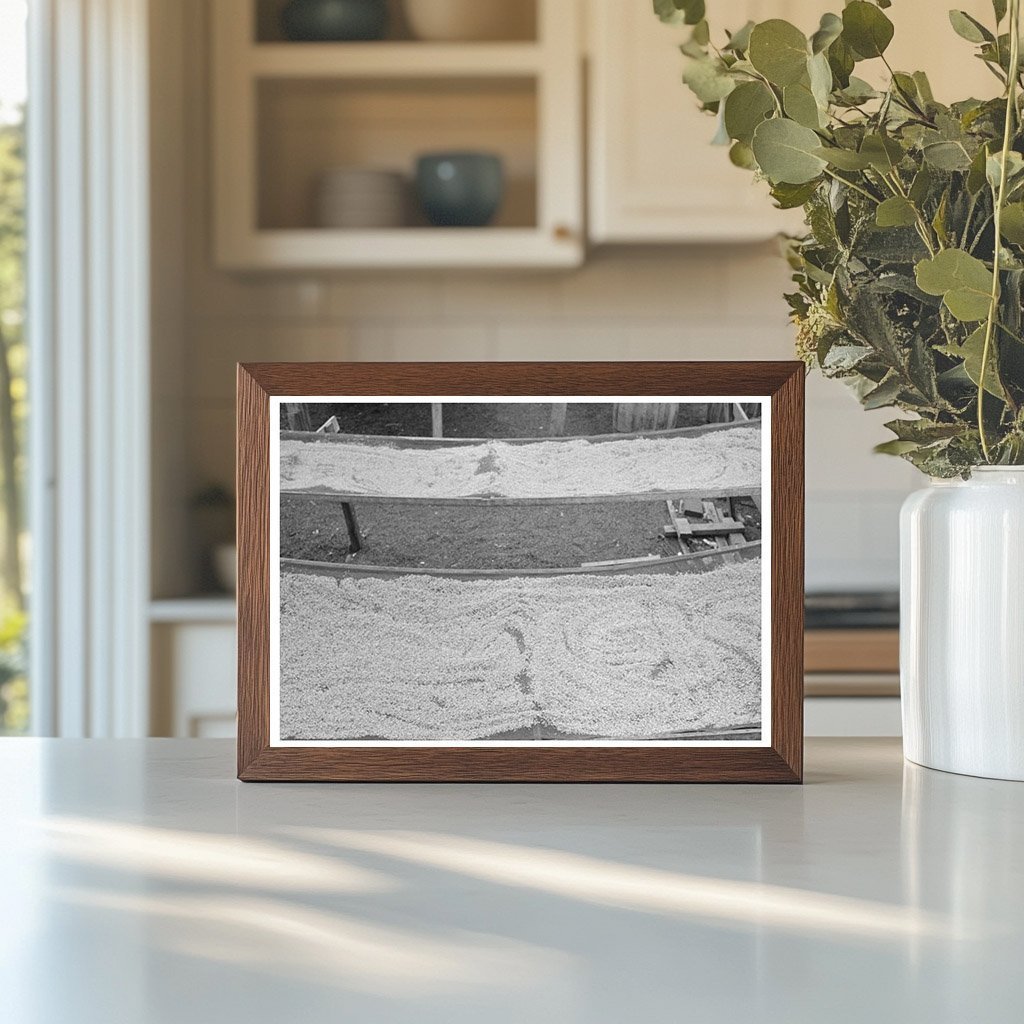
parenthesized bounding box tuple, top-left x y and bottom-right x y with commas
(237, 362, 803, 782)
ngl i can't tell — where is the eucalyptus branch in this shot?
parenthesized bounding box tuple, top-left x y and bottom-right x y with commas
(749, 68, 784, 117)
(969, 212, 994, 253)
(979, 0, 1021, 462)
(961, 191, 980, 249)
(884, 170, 940, 254)
(665, 1, 1024, 473)
(822, 168, 881, 205)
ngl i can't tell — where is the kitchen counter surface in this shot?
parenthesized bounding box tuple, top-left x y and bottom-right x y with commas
(1, 738, 1020, 1023)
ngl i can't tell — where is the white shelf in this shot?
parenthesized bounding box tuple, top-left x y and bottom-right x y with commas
(249, 42, 544, 79)
(218, 227, 580, 270)
(150, 597, 237, 624)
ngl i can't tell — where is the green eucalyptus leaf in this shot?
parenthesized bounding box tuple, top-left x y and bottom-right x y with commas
(653, 0, 705, 26)
(862, 374, 903, 409)
(684, 0, 706, 26)
(808, 52, 833, 107)
(752, 118, 828, 184)
(729, 140, 758, 169)
(1000, 203, 1024, 244)
(967, 145, 991, 191)
(691, 19, 710, 45)
(842, 1, 895, 59)
(993, 0, 1008, 23)
(810, 12, 843, 54)
(860, 133, 904, 173)
(748, 19, 809, 86)
(653, 0, 681, 24)
(939, 326, 1006, 397)
(814, 146, 872, 170)
(723, 81, 775, 144)
(909, 164, 934, 205)
(948, 10, 994, 44)
(944, 288, 994, 323)
(922, 140, 973, 171)
(837, 76, 879, 104)
(784, 80, 824, 129)
(891, 72, 923, 109)
(876, 196, 918, 228)
(980, 33, 1014, 74)
(771, 179, 820, 208)
(913, 71, 935, 104)
(827, 35, 856, 88)
(885, 418, 963, 443)
(932, 190, 950, 247)
(915, 249, 994, 321)
(724, 58, 756, 75)
(986, 150, 1024, 190)
(683, 57, 736, 104)
(724, 20, 755, 53)
(875, 438, 921, 455)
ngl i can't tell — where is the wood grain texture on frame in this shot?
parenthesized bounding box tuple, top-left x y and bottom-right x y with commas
(237, 362, 804, 783)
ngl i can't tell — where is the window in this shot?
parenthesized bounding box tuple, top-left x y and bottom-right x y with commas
(0, 0, 28, 734)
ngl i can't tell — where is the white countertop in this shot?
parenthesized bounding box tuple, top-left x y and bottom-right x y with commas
(0, 738, 1019, 1023)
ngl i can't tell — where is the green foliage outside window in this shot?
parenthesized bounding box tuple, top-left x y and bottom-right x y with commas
(0, 110, 27, 733)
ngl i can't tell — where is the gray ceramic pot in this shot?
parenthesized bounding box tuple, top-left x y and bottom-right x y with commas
(415, 152, 505, 227)
(281, 0, 388, 42)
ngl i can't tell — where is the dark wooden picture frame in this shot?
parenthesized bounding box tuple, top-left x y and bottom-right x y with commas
(237, 362, 804, 782)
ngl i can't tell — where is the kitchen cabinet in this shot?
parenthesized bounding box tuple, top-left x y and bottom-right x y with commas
(211, 0, 583, 269)
(587, 0, 813, 243)
(586, 0, 998, 244)
(150, 600, 237, 738)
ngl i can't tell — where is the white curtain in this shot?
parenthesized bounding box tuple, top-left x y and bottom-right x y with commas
(28, 0, 150, 736)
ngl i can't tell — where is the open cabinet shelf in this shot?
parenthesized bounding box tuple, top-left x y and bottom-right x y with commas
(212, 0, 583, 269)
(249, 42, 546, 77)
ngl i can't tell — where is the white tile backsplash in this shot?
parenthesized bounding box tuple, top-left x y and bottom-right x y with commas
(181, 251, 917, 592)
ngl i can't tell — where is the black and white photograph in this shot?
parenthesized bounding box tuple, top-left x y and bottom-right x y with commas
(270, 398, 771, 747)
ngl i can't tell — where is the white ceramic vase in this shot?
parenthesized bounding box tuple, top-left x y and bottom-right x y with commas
(900, 467, 1024, 780)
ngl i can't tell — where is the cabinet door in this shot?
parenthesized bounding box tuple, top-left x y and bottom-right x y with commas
(587, 0, 808, 243)
(587, 0, 997, 244)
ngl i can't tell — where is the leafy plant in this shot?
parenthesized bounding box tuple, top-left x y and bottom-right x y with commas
(658, 0, 1024, 475)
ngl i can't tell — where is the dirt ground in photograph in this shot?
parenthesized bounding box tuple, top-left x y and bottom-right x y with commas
(280, 495, 760, 569)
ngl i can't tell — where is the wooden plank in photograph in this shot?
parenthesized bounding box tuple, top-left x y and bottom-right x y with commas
(664, 517, 744, 537)
(280, 416, 758, 447)
(549, 401, 567, 435)
(280, 541, 764, 580)
(281, 484, 765, 507)
(665, 499, 687, 555)
(613, 402, 679, 432)
(281, 402, 312, 432)
(341, 503, 361, 555)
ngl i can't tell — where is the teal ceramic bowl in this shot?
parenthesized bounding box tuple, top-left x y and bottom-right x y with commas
(415, 152, 505, 228)
(281, 0, 388, 42)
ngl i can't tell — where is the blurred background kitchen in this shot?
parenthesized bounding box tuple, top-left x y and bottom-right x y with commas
(0, 0, 997, 740)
